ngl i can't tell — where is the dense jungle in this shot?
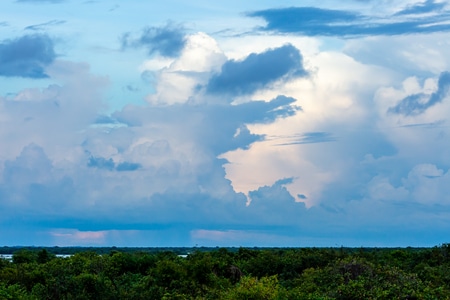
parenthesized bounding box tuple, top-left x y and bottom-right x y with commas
(1, 245, 450, 299)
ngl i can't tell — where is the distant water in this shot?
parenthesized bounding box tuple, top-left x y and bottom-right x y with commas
(0, 254, 72, 261)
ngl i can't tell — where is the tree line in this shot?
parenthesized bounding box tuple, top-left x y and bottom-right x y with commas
(1, 245, 450, 299)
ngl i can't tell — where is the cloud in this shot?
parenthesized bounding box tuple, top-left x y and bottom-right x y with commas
(0, 34, 56, 78)
(206, 44, 307, 96)
(3, 18, 450, 247)
(3, 144, 53, 186)
(248, 178, 306, 215)
(87, 156, 141, 172)
(121, 23, 187, 58)
(274, 132, 337, 146)
(0, 60, 108, 160)
(25, 20, 66, 31)
(94, 114, 120, 125)
(250, 7, 360, 34)
(50, 229, 107, 246)
(248, 5, 450, 36)
(116, 162, 141, 172)
(389, 71, 450, 115)
(87, 156, 115, 171)
(190, 229, 306, 247)
(399, 121, 444, 128)
(143, 32, 226, 105)
(113, 95, 299, 156)
(0, 144, 77, 217)
(343, 33, 450, 76)
(395, 0, 446, 15)
(0, 30, 303, 242)
(373, 72, 450, 174)
(220, 48, 399, 209)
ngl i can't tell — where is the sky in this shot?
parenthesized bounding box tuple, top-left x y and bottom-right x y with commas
(1, 0, 450, 247)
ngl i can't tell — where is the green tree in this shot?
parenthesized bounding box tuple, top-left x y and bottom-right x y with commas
(220, 275, 284, 300)
(37, 249, 54, 264)
(0, 283, 28, 300)
(12, 250, 36, 264)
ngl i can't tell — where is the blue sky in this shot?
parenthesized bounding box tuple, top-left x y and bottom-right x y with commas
(1, 0, 450, 247)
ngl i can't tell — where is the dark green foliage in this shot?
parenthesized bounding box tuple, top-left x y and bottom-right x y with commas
(12, 249, 37, 265)
(1, 245, 450, 299)
(37, 249, 55, 264)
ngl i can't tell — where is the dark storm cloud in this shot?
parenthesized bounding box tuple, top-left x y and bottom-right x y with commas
(25, 20, 66, 31)
(389, 71, 450, 116)
(206, 44, 307, 96)
(248, 4, 450, 37)
(121, 23, 186, 58)
(0, 34, 56, 78)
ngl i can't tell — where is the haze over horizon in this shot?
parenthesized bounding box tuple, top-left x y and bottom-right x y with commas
(1, 0, 450, 247)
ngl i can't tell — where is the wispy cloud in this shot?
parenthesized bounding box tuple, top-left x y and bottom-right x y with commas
(248, 3, 450, 36)
(273, 132, 337, 146)
(395, 0, 446, 16)
(25, 20, 66, 31)
(121, 23, 187, 58)
(398, 121, 446, 128)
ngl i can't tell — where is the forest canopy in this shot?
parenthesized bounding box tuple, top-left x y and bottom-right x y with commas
(1, 245, 450, 299)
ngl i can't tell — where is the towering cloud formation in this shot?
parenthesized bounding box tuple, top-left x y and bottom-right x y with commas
(2, 1, 450, 246)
